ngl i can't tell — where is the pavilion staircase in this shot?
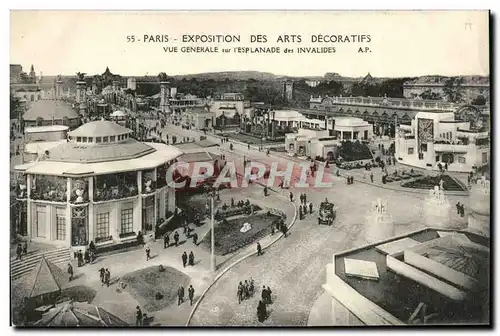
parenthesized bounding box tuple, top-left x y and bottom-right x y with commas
(10, 247, 71, 280)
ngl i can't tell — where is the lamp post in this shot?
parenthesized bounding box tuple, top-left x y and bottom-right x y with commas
(207, 188, 217, 272)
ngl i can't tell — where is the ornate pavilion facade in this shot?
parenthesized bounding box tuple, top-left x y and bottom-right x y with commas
(14, 120, 182, 252)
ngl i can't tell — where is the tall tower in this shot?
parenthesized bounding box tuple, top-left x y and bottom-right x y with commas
(76, 72, 87, 116)
(160, 80, 171, 114)
(29, 64, 36, 84)
(283, 80, 294, 101)
(55, 75, 63, 100)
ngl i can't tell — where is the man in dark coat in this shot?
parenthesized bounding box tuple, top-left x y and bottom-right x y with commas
(177, 285, 185, 305)
(136, 306, 143, 326)
(456, 202, 461, 214)
(257, 242, 262, 256)
(188, 285, 195, 305)
(192, 232, 198, 246)
(261, 286, 268, 303)
(22, 241, 28, 255)
(188, 251, 195, 266)
(99, 267, 105, 284)
(67, 263, 73, 281)
(289, 192, 294, 202)
(303, 193, 307, 205)
(174, 231, 180, 246)
(308, 202, 313, 214)
(16, 244, 22, 260)
(164, 234, 169, 249)
(182, 251, 188, 268)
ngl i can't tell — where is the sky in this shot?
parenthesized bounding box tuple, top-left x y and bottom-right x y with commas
(10, 10, 490, 78)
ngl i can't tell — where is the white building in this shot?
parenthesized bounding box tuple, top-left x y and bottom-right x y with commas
(285, 128, 337, 159)
(332, 117, 374, 141)
(395, 111, 490, 172)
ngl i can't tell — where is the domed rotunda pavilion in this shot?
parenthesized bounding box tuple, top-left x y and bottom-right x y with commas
(14, 120, 183, 252)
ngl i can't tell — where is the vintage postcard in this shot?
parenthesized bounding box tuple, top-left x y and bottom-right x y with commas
(9, 10, 491, 327)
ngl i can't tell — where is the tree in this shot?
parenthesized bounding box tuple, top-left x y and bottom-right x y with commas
(419, 89, 443, 101)
(10, 93, 21, 120)
(443, 77, 465, 103)
(471, 95, 487, 106)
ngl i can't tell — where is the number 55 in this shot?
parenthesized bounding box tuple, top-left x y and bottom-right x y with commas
(127, 35, 136, 42)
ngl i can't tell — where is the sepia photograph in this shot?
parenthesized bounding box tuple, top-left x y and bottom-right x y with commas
(8, 10, 491, 327)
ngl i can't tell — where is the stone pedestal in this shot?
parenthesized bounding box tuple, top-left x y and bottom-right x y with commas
(423, 186, 451, 228)
(365, 198, 394, 243)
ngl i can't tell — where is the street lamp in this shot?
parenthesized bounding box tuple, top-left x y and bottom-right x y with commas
(206, 187, 217, 272)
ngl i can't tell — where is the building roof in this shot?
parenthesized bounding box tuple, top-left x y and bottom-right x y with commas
(404, 75, 490, 86)
(334, 117, 370, 127)
(110, 110, 127, 117)
(15, 256, 68, 299)
(272, 110, 304, 120)
(68, 120, 132, 138)
(23, 100, 79, 121)
(34, 301, 128, 327)
(15, 142, 183, 176)
(25, 141, 67, 155)
(24, 125, 69, 134)
(46, 138, 155, 163)
(178, 151, 216, 163)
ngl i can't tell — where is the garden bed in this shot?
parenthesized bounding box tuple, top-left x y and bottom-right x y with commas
(121, 266, 190, 312)
(201, 212, 281, 256)
(401, 174, 468, 192)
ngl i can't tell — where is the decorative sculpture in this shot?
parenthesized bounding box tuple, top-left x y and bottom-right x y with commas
(240, 222, 252, 233)
(76, 72, 86, 81)
(145, 179, 152, 193)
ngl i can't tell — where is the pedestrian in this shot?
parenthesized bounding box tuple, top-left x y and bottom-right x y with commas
(261, 286, 268, 303)
(445, 163, 448, 171)
(257, 300, 267, 322)
(244, 280, 250, 299)
(182, 251, 188, 268)
(67, 263, 73, 281)
(99, 267, 105, 284)
(266, 286, 273, 304)
(456, 202, 461, 215)
(136, 306, 143, 327)
(289, 192, 294, 202)
(84, 249, 90, 264)
(257, 242, 262, 256)
(299, 207, 303, 220)
(309, 202, 313, 214)
(300, 193, 304, 204)
(192, 232, 198, 246)
(22, 241, 28, 255)
(164, 233, 169, 249)
(15, 243, 22, 261)
(303, 204, 307, 215)
(178, 285, 185, 305)
(77, 250, 84, 267)
(188, 251, 195, 266)
(188, 285, 195, 305)
(238, 282, 244, 304)
(145, 245, 151, 261)
(248, 144, 250, 150)
(303, 193, 307, 205)
(460, 204, 465, 217)
(174, 231, 180, 246)
(105, 268, 111, 287)
(264, 186, 268, 197)
(183, 224, 188, 235)
(370, 173, 374, 183)
(282, 223, 288, 238)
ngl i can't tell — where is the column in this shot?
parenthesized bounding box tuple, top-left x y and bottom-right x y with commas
(66, 178, 72, 246)
(153, 168, 158, 226)
(351, 131, 354, 141)
(135, 171, 143, 233)
(26, 174, 32, 238)
(88, 176, 94, 243)
(340, 131, 344, 141)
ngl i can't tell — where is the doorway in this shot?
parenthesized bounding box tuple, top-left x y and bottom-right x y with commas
(36, 206, 46, 238)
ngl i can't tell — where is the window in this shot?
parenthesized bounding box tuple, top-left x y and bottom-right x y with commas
(103, 136, 109, 143)
(458, 157, 466, 164)
(120, 208, 133, 234)
(96, 137, 102, 143)
(96, 212, 110, 239)
(88, 137, 93, 143)
(56, 215, 66, 240)
(482, 152, 488, 163)
(82, 137, 88, 143)
(77, 137, 82, 142)
(110, 136, 116, 142)
(408, 148, 414, 155)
